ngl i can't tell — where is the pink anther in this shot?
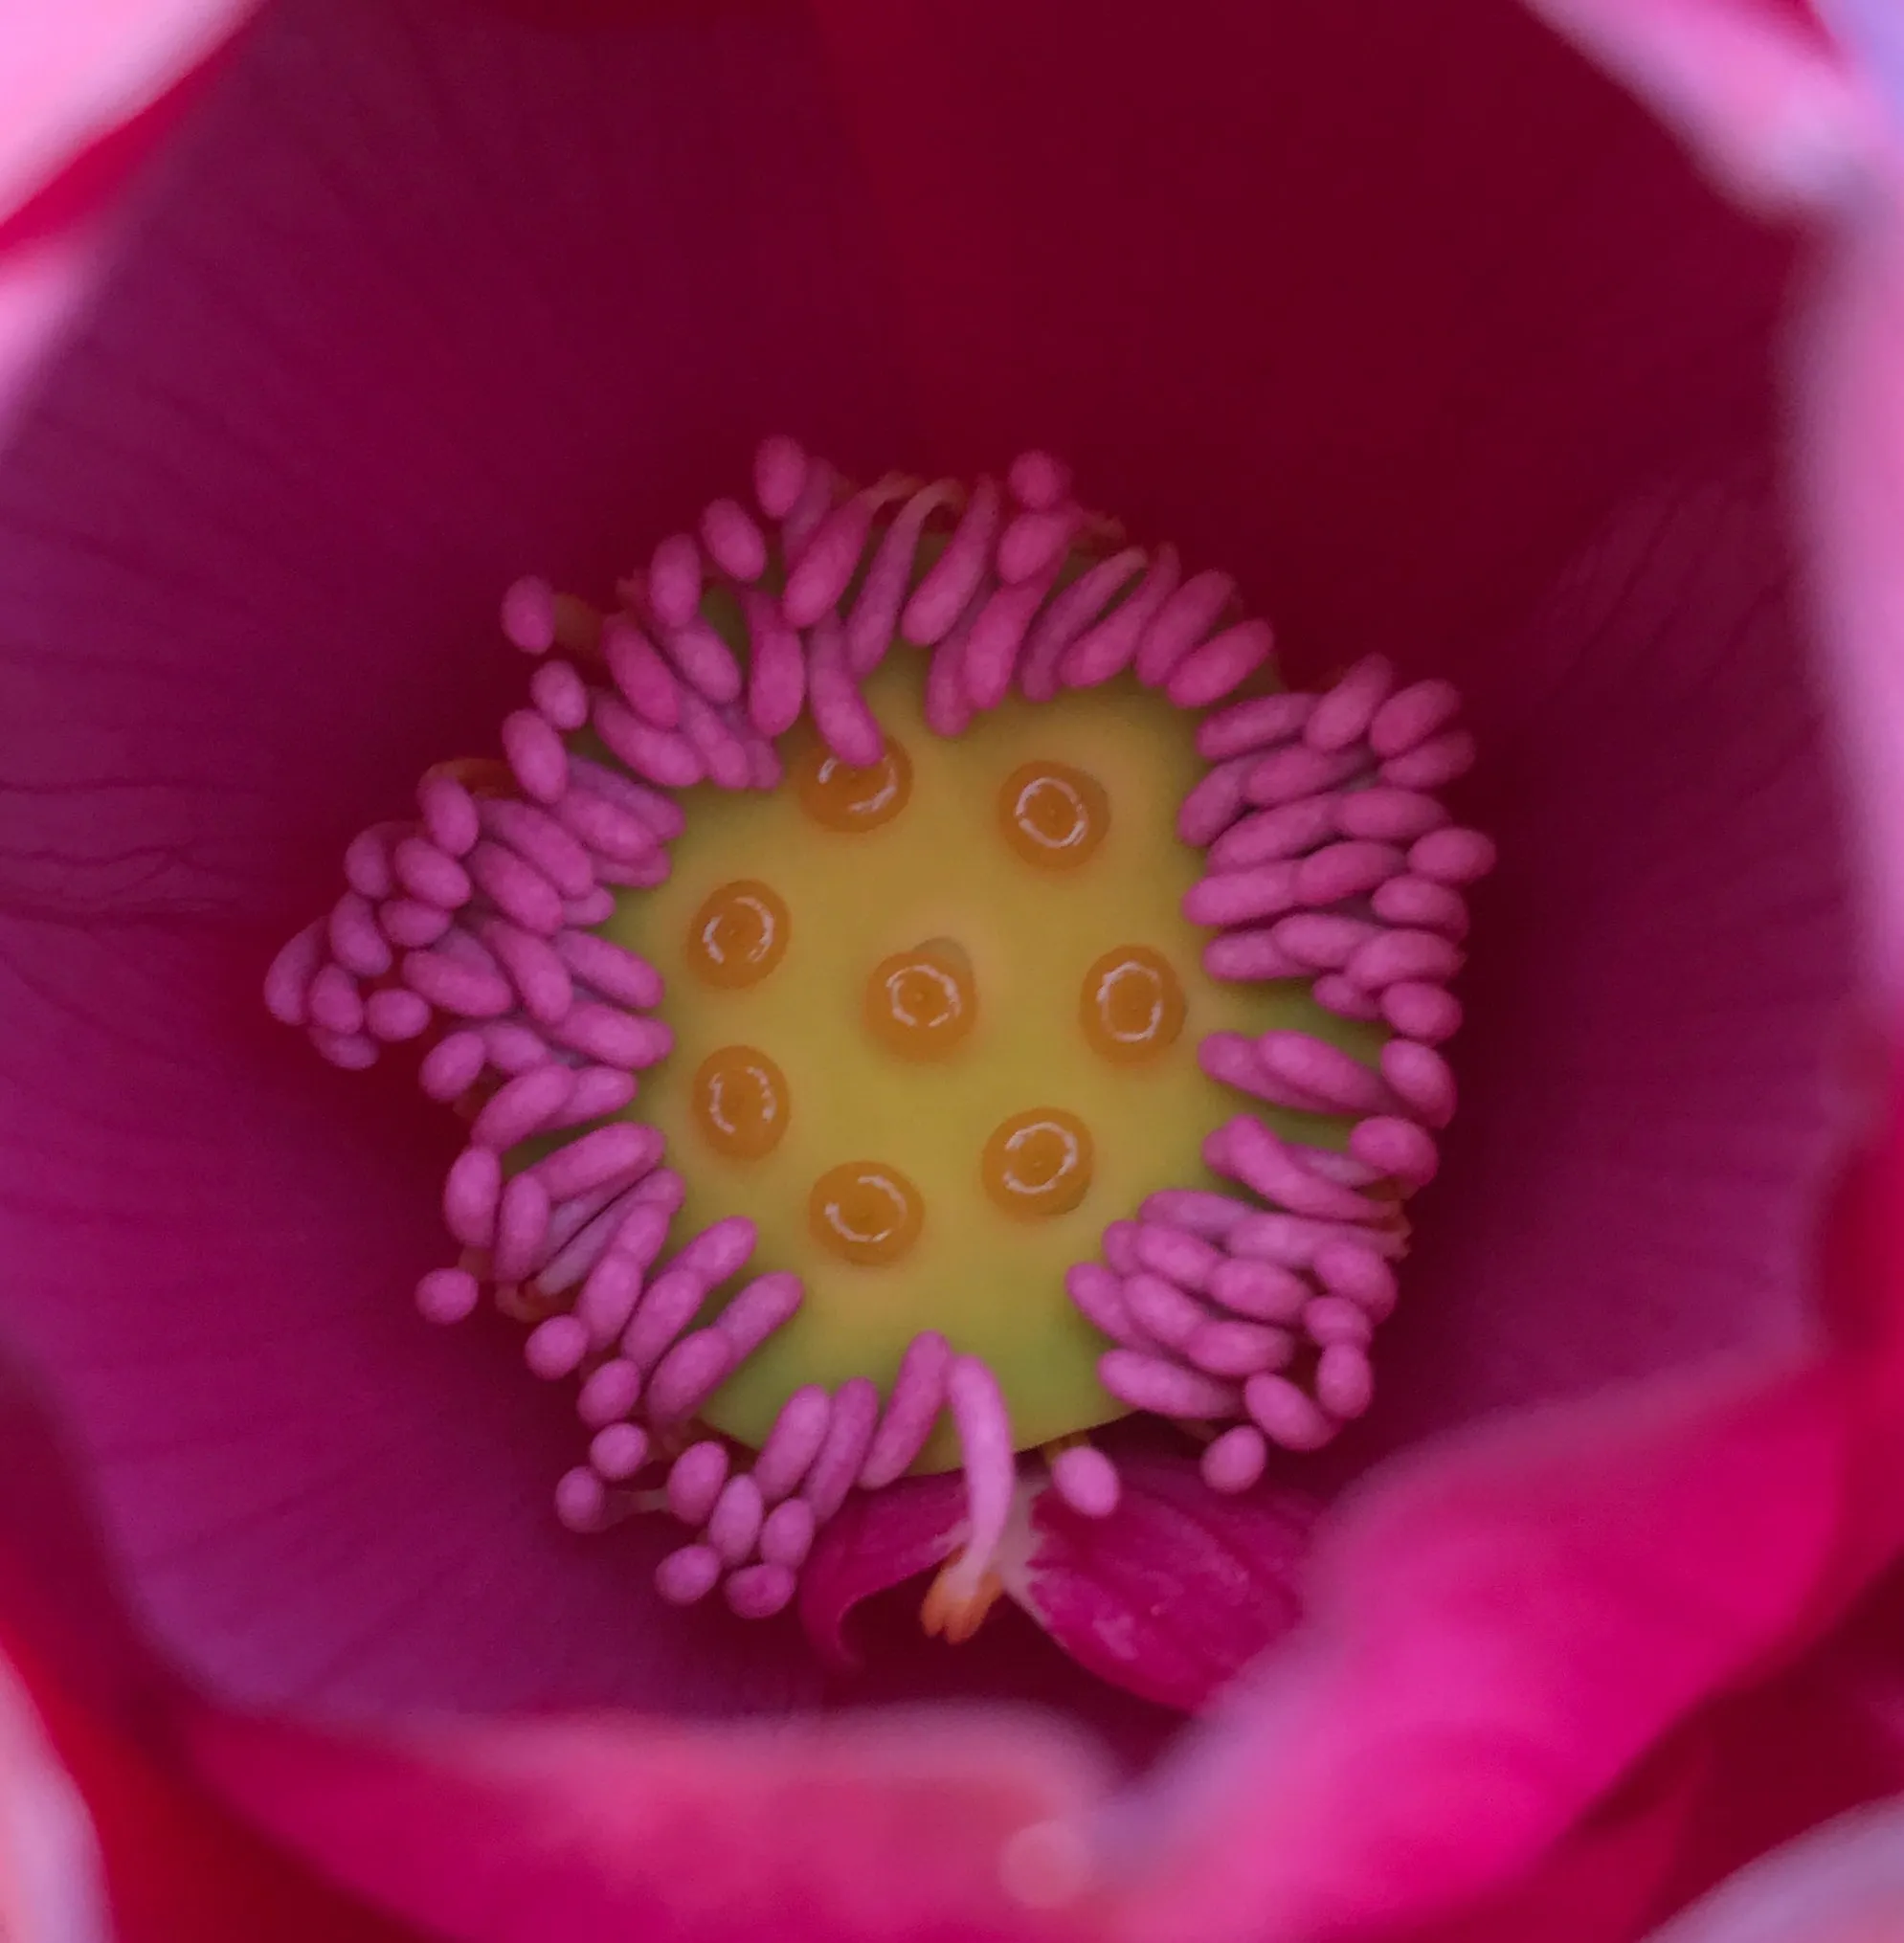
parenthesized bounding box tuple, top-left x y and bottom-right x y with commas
(1379, 1038, 1458, 1128)
(551, 929, 662, 1010)
(753, 435, 808, 520)
(714, 1272, 805, 1360)
(1134, 568, 1235, 688)
(1303, 1296, 1373, 1349)
(593, 696, 703, 789)
(1131, 1221, 1224, 1292)
(1381, 981, 1462, 1043)
(471, 1064, 576, 1151)
(701, 497, 768, 583)
(481, 922, 572, 1025)
(415, 1266, 481, 1326)
(665, 1441, 729, 1526)
(844, 481, 959, 674)
(725, 1564, 797, 1620)
(306, 963, 362, 1036)
(784, 492, 882, 627)
(780, 454, 836, 561)
(568, 756, 686, 839)
(1380, 728, 1476, 790)
(482, 798, 596, 899)
(1369, 679, 1462, 758)
(1202, 929, 1310, 983)
(662, 616, 743, 710)
(1197, 690, 1316, 763)
(964, 571, 1057, 711)
(1200, 1424, 1268, 1494)
(379, 898, 452, 949)
(576, 1358, 642, 1429)
(263, 921, 325, 1025)
(1231, 1209, 1404, 1270)
(526, 1314, 589, 1380)
(1018, 547, 1146, 701)
(809, 616, 885, 767)
(1177, 755, 1253, 847)
(1296, 839, 1406, 906)
(944, 1356, 1018, 1591)
(647, 533, 703, 630)
(392, 836, 473, 909)
(1408, 826, 1497, 884)
(1138, 1190, 1253, 1240)
(1062, 544, 1181, 690)
(308, 1027, 378, 1069)
(706, 1476, 765, 1570)
(404, 946, 513, 1019)
(551, 786, 657, 865)
(416, 772, 482, 858)
(1244, 1373, 1337, 1451)
(902, 478, 1001, 643)
(546, 1001, 672, 1070)
(1316, 1343, 1376, 1420)
(751, 1385, 834, 1502)
(1198, 1030, 1307, 1106)
(1336, 787, 1450, 844)
(1371, 874, 1469, 937)
(501, 708, 569, 805)
(859, 1330, 952, 1489)
(492, 1171, 552, 1284)
(1348, 1114, 1440, 1189)
(1064, 1262, 1147, 1348)
(418, 1030, 486, 1102)
(1313, 1240, 1400, 1319)
(501, 575, 556, 654)
(801, 1376, 882, 1521)
(1209, 794, 1341, 870)
(529, 657, 590, 731)
(1098, 1351, 1240, 1421)
(1049, 1444, 1121, 1519)
(1254, 1031, 1393, 1114)
(677, 690, 752, 792)
(603, 617, 683, 730)
(466, 841, 564, 936)
(1311, 973, 1383, 1021)
(1186, 1318, 1294, 1378)
(483, 1020, 552, 1073)
(924, 619, 974, 739)
(1266, 911, 1382, 971)
(533, 1123, 664, 1202)
(1007, 449, 1071, 511)
(644, 1330, 737, 1420)
(1207, 1256, 1310, 1323)
(743, 588, 806, 738)
(1182, 862, 1299, 928)
(997, 505, 1081, 585)
(1122, 1272, 1207, 1349)
(1166, 616, 1273, 709)
(1243, 742, 1366, 810)
(365, 987, 431, 1041)
(655, 1544, 722, 1606)
(1100, 1220, 1141, 1275)
(589, 1421, 651, 1482)
(553, 1467, 608, 1533)
(759, 1499, 818, 1571)
(1207, 1114, 1382, 1222)
(1345, 927, 1464, 992)
(563, 886, 617, 927)
(343, 827, 397, 901)
(1305, 654, 1396, 751)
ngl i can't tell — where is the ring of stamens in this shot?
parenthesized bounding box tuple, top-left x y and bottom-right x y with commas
(266, 436, 1493, 1635)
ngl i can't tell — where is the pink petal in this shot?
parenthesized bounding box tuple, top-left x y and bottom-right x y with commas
(1639, 1798, 1904, 1943)
(0, 0, 899, 1717)
(0, 1658, 107, 1943)
(799, 1473, 969, 1670)
(1110, 1359, 1866, 1943)
(185, 1701, 1113, 1943)
(1015, 1456, 1313, 1714)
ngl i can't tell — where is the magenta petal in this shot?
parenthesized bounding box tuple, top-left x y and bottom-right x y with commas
(1017, 1457, 1314, 1714)
(186, 1697, 1112, 1943)
(799, 1474, 968, 1671)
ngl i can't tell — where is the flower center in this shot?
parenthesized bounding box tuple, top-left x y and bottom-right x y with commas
(264, 435, 1492, 1641)
(611, 653, 1370, 1462)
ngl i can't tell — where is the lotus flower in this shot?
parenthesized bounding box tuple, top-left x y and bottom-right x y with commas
(4, 1, 1904, 1939)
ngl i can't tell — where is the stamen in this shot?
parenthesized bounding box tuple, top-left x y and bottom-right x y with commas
(267, 434, 1492, 1648)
